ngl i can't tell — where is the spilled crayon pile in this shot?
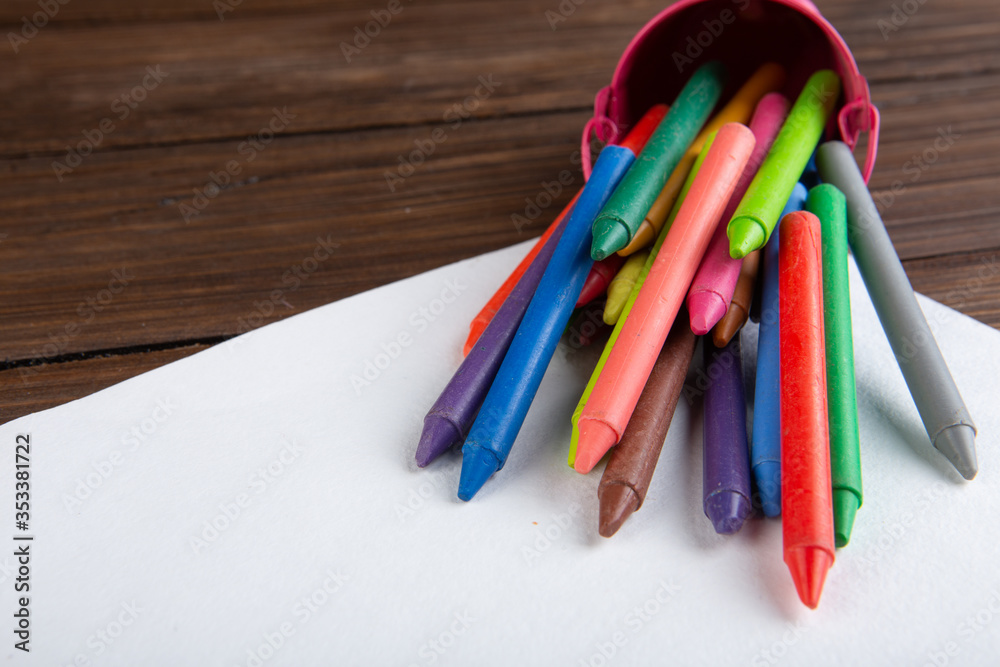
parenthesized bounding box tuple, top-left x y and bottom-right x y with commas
(412, 55, 978, 610)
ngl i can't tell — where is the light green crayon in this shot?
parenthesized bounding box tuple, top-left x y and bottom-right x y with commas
(727, 70, 841, 259)
(568, 134, 715, 466)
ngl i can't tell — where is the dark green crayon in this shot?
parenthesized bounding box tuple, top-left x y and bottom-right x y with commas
(589, 61, 726, 261)
(808, 184, 862, 547)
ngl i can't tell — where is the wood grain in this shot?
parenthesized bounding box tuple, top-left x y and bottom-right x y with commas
(1, 0, 998, 424)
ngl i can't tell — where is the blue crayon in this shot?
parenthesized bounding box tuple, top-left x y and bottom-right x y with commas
(751, 182, 808, 517)
(458, 144, 638, 501)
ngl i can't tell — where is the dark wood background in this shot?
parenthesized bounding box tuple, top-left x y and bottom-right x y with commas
(1, 0, 998, 424)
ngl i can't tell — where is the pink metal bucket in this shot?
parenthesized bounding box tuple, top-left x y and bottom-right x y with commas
(581, 0, 879, 182)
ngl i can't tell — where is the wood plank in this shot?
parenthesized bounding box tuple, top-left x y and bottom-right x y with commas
(0, 345, 209, 426)
(905, 250, 1000, 329)
(3, 0, 1000, 156)
(2, 97, 998, 362)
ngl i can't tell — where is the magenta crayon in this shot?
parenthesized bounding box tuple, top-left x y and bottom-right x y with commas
(686, 93, 790, 335)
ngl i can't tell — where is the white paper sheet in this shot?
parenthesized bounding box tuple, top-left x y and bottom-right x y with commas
(2, 241, 998, 667)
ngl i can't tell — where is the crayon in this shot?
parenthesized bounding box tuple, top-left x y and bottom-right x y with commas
(618, 63, 785, 256)
(598, 315, 697, 537)
(566, 301, 607, 349)
(457, 108, 662, 501)
(568, 136, 714, 468)
(711, 250, 759, 347)
(575, 123, 756, 474)
(463, 192, 579, 356)
(817, 141, 977, 479)
(590, 61, 727, 261)
(728, 70, 841, 259)
(703, 335, 752, 534)
(808, 183, 863, 547)
(779, 209, 835, 610)
(751, 183, 808, 518)
(576, 255, 625, 308)
(603, 250, 648, 326)
(416, 213, 568, 467)
(686, 92, 791, 334)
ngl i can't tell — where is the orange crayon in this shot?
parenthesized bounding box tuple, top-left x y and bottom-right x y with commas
(574, 123, 756, 473)
(463, 192, 580, 356)
(779, 210, 835, 609)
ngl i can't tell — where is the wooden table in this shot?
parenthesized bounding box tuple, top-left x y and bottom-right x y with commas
(1, 0, 998, 424)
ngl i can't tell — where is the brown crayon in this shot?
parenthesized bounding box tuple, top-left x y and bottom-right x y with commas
(597, 315, 698, 537)
(712, 249, 760, 347)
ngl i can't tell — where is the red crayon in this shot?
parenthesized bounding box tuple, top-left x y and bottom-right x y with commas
(576, 254, 626, 308)
(779, 210, 835, 609)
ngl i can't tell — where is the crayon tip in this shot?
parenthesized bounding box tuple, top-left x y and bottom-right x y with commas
(833, 489, 860, 548)
(785, 546, 834, 609)
(688, 292, 729, 335)
(591, 220, 631, 261)
(617, 222, 654, 256)
(933, 424, 978, 480)
(576, 273, 603, 308)
(415, 416, 461, 468)
(457, 445, 500, 501)
(573, 419, 618, 474)
(704, 491, 751, 535)
(711, 306, 747, 348)
(598, 483, 639, 537)
(728, 218, 765, 259)
(603, 290, 629, 325)
(752, 461, 781, 518)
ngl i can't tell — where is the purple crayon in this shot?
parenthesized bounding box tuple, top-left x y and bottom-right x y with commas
(415, 216, 569, 467)
(703, 335, 753, 534)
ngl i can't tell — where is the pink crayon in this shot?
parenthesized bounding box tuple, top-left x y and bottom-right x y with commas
(686, 93, 791, 335)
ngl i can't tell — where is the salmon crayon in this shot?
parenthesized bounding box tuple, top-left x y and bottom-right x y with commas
(779, 210, 835, 609)
(574, 123, 756, 474)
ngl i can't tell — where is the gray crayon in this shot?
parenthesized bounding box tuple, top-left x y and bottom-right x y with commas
(816, 141, 977, 480)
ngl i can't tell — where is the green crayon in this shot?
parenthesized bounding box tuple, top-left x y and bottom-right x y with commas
(589, 61, 726, 261)
(728, 70, 841, 259)
(808, 183, 862, 548)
